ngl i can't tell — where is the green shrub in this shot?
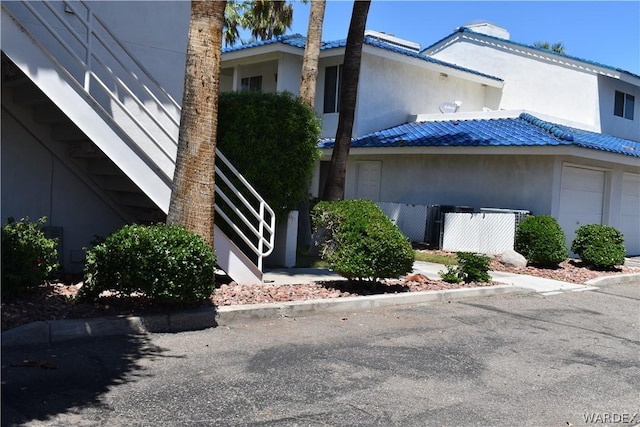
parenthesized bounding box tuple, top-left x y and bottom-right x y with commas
(456, 252, 492, 283)
(515, 215, 568, 267)
(312, 200, 414, 282)
(1, 217, 59, 297)
(438, 252, 491, 283)
(217, 91, 321, 221)
(80, 224, 215, 304)
(571, 224, 625, 270)
(438, 265, 462, 284)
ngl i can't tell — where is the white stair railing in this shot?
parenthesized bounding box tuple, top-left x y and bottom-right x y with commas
(2, 0, 275, 272)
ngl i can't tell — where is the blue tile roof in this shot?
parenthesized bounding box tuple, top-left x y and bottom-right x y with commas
(422, 27, 640, 80)
(221, 33, 307, 53)
(318, 113, 640, 158)
(222, 34, 503, 82)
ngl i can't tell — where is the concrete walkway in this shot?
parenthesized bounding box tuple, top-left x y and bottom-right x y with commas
(2, 261, 639, 348)
(265, 259, 639, 295)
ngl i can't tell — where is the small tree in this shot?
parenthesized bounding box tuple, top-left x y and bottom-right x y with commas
(217, 91, 320, 221)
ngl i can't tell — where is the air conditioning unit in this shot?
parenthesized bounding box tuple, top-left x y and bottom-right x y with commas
(480, 208, 530, 230)
(425, 205, 474, 248)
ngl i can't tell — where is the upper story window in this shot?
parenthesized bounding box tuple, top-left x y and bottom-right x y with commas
(323, 65, 343, 114)
(614, 90, 635, 120)
(241, 76, 262, 92)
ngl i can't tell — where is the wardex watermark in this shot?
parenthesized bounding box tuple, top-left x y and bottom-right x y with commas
(583, 412, 638, 424)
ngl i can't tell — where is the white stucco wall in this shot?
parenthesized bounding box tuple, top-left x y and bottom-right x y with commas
(597, 75, 640, 141)
(1, 109, 128, 275)
(431, 41, 600, 130)
(5, 0, 189, 102)
(354, 53, 497, 137)
(314, 149, 639, 252)
(277, 53, 303, 94)
(88, 1, 189, 102)
(341, 153, 555, 215)
(312, 51, 500, 139)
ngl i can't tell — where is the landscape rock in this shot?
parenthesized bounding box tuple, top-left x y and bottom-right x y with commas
(500, 249, 528, 268)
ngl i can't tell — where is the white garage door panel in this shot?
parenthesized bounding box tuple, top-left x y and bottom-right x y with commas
(559, 190, 605, 214)
(621, 173, 640, 213)
(621, 173, 640, 255)
(559, 166, 605, 253)
(561, 166, 605, 191)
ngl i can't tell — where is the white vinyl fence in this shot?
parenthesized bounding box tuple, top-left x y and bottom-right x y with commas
(376, 202, 427, 242)
(442, 212, 516, 254)
(375, 202, 527, 255)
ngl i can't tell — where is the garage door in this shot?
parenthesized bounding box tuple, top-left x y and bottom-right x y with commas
(558, 165, 605, 252)
(620, 172, 640, 255)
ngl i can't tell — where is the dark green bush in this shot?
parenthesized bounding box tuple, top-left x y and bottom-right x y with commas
(515, 215, 568, 267)
(1, 217, 59, 297)
(456, 252, 492, 283)
(571, 224, 625, 270)
(438, 252, 491, 283)
(217, 91, 321, 221)
(312, 200, 414, 282)
(80, 224, 215, 304)
(438, 265, 462, 284)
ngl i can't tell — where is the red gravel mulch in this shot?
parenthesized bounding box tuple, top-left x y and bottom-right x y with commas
(2, 251, 637, 332)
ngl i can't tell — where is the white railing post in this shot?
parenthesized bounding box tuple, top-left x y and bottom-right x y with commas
(83, 2, 92, 91)
(258, 202, 266, 271)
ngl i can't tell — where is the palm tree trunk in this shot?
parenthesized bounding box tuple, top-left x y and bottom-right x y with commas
(299, 0, 325, 107)
(167, 0, 226, 248)
(322, 0, 370, 201)
(297, 0, 326, 251)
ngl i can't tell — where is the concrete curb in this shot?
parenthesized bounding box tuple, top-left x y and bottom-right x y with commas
(1, 285, 531, 347)
(216, 284, 530, 324)
(585, 273, 640, 287)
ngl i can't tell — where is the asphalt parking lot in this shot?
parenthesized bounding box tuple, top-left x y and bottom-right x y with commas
(2, 282, 639, 426)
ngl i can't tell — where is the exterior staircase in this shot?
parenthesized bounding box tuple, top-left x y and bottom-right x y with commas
(1, 1, 275, 284)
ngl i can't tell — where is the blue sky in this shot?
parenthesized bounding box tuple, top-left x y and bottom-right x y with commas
(286, 1, 640, 75)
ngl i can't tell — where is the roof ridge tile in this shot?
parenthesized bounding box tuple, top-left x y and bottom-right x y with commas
(519, 113, 574, 141)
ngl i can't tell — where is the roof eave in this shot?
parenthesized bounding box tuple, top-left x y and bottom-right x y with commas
(425, 29, 640, 84)
(221, 42, 303, 62)
(318, 145, 640, 166)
